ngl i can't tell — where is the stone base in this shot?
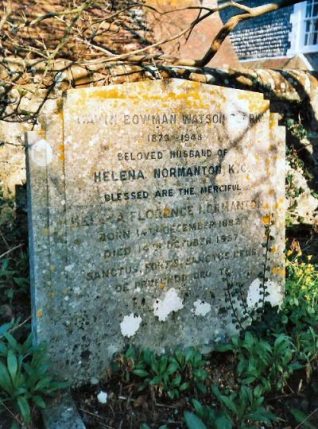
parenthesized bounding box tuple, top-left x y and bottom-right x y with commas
(42, 392, 86, 429)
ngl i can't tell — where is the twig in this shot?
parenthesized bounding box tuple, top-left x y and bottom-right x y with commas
(75, 37, 116, 56)
(4, 317, 32, 338)
(0, 0, 12, 32)
(79, 408, 114, 428)
(79, 8, 213, 64)
(155, 401, 180, 409)
(0, 243, 23, 259)
(0, 228, 10, 250)
(0, 401, 22, 425)
(295, 408, 318, 429)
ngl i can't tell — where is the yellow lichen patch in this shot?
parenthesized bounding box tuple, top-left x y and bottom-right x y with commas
(163, 207, 171, 217)
(237, 92, 269, 115)
(269, 114, 279, 130)
(41, 227, 49, 236)
(58, 144, 65, 161)
(262, 214, 272, 225)
(37, 309, 43, 318)
(159, 283, 166, 290)
(275, 197, 286, 209)
(90, 87, 128, 100)
(270, 246, 278, 253)
(272, 266, 285, 277)
(67, 80, 217, 112)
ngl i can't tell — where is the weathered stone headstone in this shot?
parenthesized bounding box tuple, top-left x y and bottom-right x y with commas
(27, 79, 285, 386)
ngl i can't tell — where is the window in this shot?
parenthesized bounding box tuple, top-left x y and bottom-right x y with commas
(288, 1, 318, 55)
(304, 0, 318, 47)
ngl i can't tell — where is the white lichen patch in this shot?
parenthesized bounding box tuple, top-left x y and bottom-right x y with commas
(30, 139, 53, 167)
(247, 278, 283, 308)
(153, 288, 183, 321)
(97, 391, 108, 404)
(65, 264, 74, 272)
(225, 98, 250, 140)
(192, 300, 211, 317)
(120, 313, 142, 338)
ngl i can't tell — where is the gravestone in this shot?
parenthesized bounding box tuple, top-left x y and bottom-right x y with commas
(27, 79, 285, 386)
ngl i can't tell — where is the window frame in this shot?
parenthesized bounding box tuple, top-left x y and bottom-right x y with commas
(288, 1, 318, 56)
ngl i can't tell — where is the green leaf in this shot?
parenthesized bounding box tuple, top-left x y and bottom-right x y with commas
(0, 322, 12, 336)
(4, 333, 21, 353)
(159, 356, 168, 374)
(167, 389, 178, 399)
(212, 386, 237, 415)
(175, 350, 185, 365)
(215, 343, 234, 353)
(242, 376, 257, 384)
(196, 382, 207, 394)
(249, 407, 277, 424)
(7, 349, 18, 383)
(194, 368, 208, 380)
(185, 348, 195, 363)
(290, 362, 303, 371)
(253, 385, 264, 398)
(166, 362, 178, 375)
(125, 345, 136, 360)
(184, 411, 207, 429)
(179, 382, 190, 391)
(215, 414, 233, 429)
(133, 369, 149, 378)
(192, 399, 204, 415)
(32, 395, 47, 409)
(140, 424, 151, 429)
(244, 332, 255, 348)
(142, 349, 154, 366)
(17, 396, 31, 423)
(0, 361, 13, 393)
(150, 375, 162, 385)
(172, 374, 181, 387)
(219, 395, 237, 415)
(231, 336, 240, 348)
(34, 376, 54, 391)
(0, 342, 7, 355)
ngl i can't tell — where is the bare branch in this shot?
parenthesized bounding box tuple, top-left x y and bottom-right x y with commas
(189, 0, 306, 67)
(0, 0, 12, 32)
